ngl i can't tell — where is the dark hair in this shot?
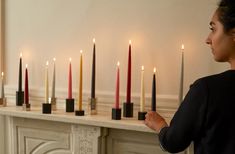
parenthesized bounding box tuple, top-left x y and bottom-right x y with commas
(217, 0, 235, 32)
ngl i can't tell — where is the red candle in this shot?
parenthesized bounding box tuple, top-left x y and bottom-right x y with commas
(68, 58, 72, 99)
(24, 64, 29, 104)
(115, 62, 120, 109)
(126, 40, 132, 103)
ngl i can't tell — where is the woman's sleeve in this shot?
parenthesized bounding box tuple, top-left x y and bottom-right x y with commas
(158, 79, 208, 153)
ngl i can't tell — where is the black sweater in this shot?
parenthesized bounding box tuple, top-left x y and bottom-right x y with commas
(159, 70, 235, 154)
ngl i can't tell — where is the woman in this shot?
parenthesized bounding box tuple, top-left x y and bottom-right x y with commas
(144, 0, 235, 153)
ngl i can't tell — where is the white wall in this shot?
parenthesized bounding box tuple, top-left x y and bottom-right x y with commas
(3, 0, 228, 102)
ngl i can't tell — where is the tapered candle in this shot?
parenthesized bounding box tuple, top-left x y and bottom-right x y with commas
(78, 50, 83, 110)
(45, 61, 49, 103)
(51, 58, 56, 98)
(179, 44, 184, 103)
(151, 68, 156, 111)
(1, 72, 4, 98)
(25, 64, 29, 104)
(18, 53, 23, 91)
(68, 58, 72, 99)
(115, 61, 120, 109)
(126, 40, 132, 103)
(91, 38, 96, 98)
(140, 66, 145, 112)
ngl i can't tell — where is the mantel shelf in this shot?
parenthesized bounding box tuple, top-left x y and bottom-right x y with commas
(0, 105, 173, 133)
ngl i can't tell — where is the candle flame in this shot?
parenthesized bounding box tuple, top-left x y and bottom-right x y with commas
(20, 53, 23, 58)
(129, 40, 132, 45)
(93, 38, 96, 43)
(117, 61, 120, 66)
(153, 67, 156, 73)
(69, 58, 72, 62)
(46, 61, 49, 66)
(1, 72, 4, 77)
(181, 44, 185, 50)
(26, 64, 28, 68)
(80, 50, 83, 54)
(53, 58, 56, 61)
(141, 66, 144, 71)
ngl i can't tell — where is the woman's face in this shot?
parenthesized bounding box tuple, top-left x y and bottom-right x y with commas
(206, 11, 235, 62)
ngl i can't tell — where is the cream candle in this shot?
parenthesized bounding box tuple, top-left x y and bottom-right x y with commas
(179, 44, 184, 104)
(45, 61, 49, 103)
(140, 66, 145, 112)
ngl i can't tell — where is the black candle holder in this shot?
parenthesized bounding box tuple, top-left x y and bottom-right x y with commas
(88, 97, 97, 115)
(0, 98, 7, 107)
(138, 111, 147, 120)
(42, 103, 51, 114)
(16, 91, 24, 106)
(50, 97, 57, 111)
(22, 103, 31, 111)
(75, 110, 85, 116)
(66, 98, 74, 112)
(112, 108, 121, 120)
(123, 102, 133, 117)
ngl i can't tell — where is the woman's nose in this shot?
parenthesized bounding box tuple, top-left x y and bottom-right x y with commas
(205, 36, 211, 45)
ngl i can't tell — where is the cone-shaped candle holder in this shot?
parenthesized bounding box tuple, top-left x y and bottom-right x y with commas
(50, 97, 57, 111)
(88, 97, 97, 115)
(22, 103, 31, 111)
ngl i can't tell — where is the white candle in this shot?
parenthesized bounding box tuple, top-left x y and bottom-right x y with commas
(140, 66, 145, 112)
(179, 44, 184, 104)
(51, 58, 56, 98)
(1, 72, 4, 98)
(45, 61, 49, 103)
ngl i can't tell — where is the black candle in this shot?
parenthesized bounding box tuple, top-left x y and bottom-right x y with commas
(151, 68, 156, 111)
(18, 53, 22, 91)
(91, 38, 96, 98)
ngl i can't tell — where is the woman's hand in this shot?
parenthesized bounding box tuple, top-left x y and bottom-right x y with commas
(144, 111, 168, 133)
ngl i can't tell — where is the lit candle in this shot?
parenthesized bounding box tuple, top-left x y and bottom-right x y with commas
(1, 72, 4, 98)
(51, 58, 56, 99)
(18, 53, 23, 91)
(78, 50, 83, 110)
(45, 61, 49, 103)
(126, 40, 132, 103)
(115, 61, 120, 109)
(68, 58, 72, 99)
(179, 44, 184, 103)
(151, 68, 156, 111)
(91, 38, 96, 99)
(25, 64, 29, 104)
(140, 66, 145, 112)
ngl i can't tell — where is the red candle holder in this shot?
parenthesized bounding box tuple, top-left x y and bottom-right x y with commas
(112, 108, 121, 120)
(123, 102, 133, 117)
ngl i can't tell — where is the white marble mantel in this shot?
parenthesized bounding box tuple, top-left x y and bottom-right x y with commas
(0, 105, 156, 133)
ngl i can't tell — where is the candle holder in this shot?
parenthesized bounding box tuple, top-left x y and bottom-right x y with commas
(112, 108, 121, 120)
(50, 97, 57, 111)
(138, 111, 147, 120)
(16, 91, 24, 106)
(42, 103, 51, 114)
(75, 110, 85, 116)
(66, 98, 74, 112)
(0, 98, 7, 107)
(123, 102, 133, 117)
(88, 97, 97, 115)
(22, 103, 31, 111)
